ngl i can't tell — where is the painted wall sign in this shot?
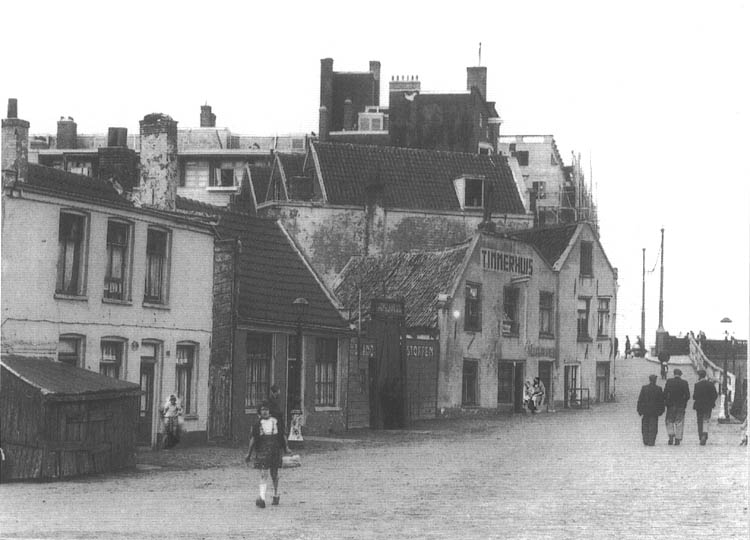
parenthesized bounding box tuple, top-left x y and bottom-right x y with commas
(371, 298, 405, 318)
(481, 248, 533, 275)
(525, 343, 556, 358)
(406, 342, 436, 360)
(349, 340, 375, 358)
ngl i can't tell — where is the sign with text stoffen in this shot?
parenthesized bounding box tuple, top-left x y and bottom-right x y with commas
(481, 248, 533, 275)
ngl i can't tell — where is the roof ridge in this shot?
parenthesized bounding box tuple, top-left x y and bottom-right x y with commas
(315, 140, 496, 160)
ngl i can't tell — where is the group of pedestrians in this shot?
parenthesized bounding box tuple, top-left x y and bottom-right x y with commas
(637, 368, 718, 446)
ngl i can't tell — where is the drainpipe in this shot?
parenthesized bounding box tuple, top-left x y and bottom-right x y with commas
(551, 271, 560, 412)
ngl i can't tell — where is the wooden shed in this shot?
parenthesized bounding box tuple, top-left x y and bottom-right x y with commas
(1, 355, 141, 481)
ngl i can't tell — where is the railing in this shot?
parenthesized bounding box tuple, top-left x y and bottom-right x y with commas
(688, 335, 735, 404)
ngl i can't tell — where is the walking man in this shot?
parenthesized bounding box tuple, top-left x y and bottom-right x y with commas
(663, 368, 691, 445)
(637, 374, 665, 446)
(625, 336, 631, 359)
(693, 369, 718, 446)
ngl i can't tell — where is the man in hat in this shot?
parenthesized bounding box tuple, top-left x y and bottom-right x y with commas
(693, 369, 718, 446)
(663, 368, 691, 445)
(637, 374, 665, 446)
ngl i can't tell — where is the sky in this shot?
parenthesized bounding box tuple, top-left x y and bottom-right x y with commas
(2, 0, 748, 344)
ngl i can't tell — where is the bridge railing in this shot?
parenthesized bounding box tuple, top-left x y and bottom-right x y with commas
(688, 335, 735, 406)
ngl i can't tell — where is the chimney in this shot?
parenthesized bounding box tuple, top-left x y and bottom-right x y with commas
(320, 58, 334, 139)
(138, 113, 178, 210)
(200, 104, 216, 128)
(99, 127, 139, 192)
(369, 60, 381, 105)
(319, 106, 329, 142)
(343, 99, 353, 130)
(388, 75, 421, 94)
(2, 98, 30, 184)
(56, 116, 77, 149)
(467, 66, 487, 98)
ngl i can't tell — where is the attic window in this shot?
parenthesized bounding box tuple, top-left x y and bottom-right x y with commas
(465, 178, 484, 208)
(515, 151, 529, 166)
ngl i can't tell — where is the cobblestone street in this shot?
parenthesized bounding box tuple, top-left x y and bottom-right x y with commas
(1, 356, 747, 540)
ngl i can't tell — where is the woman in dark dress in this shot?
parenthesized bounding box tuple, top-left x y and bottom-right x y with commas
(246, 401, 283, 508)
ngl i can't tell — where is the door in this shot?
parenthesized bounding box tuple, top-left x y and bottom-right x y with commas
(513, 361, 525, 412)
(538, 361, 553, 409)
(596, 362, 610, 402)
(286, 334, 302, 429)
(138, 362, 155, 445)
(564, 365, 579, 408)
(462, 360, 478, 406)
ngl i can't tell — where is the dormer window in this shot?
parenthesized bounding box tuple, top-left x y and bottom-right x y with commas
(453, 176, 486, 209)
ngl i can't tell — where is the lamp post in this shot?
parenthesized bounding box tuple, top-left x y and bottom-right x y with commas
(720, 317, 732, 421)
(289, 297, 308, 445)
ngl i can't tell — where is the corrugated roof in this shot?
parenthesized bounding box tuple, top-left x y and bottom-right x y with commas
(334, 242, 471, 330)
(509, 223, 579, 266)
(313, 142, 525, 213)
(1, 355, 141, 398)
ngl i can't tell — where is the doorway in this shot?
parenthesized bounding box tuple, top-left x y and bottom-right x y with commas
(596, 362, 610, 402)
(538, 361, 553, 410)
(138, 360, 155, 445)
(498, 361, 525, 412)
(564, 364, 579, 409)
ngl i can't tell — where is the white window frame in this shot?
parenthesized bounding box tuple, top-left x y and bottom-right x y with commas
(56, 210, 89, 297)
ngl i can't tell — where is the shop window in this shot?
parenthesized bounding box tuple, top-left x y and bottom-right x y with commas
(580, 241, 593, 276)
(144, 228, 169, 304)
(104, 220, 131, 301)
(315, 337, 338, 406)
(100, 339, 124, 378)
(597, 298, 611, 337)
(176, 343, 196, 414)
(539, 292, 554, 337)
(58, 334, 85, 367)
(462, 360, 478, 406)
(577, 298, 591, 341)
(56, 211, 87, 296)
(503, 287, 520, 336)
(464, 283, 481, 332)
(246, 333, 272, 408)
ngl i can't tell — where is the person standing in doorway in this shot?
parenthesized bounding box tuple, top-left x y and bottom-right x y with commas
(693, 369, 718, 446)
(663, 368, 691, 446)
(531, 377, 546, 413)
(246, 401, 284, 508)
(637, 374, 665, 446)
(625, 336, 632, 359)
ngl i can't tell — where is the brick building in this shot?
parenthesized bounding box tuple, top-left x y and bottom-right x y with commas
(335, 222, 617, 416)
(257, 140, 531, 285)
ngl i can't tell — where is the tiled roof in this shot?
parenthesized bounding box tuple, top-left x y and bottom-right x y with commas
(278, 153, 307, 179)
(509, 223, 579, 266)
(1, 355, 141, 398)
(249, 164, 273, 204)
(334, 242, 472, 330)
(25, 163, 130, 206)
(313, 142, 525, 213)
(210, 211, 349, 332)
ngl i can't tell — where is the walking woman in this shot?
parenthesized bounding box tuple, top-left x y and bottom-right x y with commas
(246, 401, 283, 508)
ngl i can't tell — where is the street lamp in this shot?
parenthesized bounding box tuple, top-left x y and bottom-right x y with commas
(289, 297, 308, 444)
(720, 317, 732, 420)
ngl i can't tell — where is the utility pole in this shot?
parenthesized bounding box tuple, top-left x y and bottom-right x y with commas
(658, 228, 665, 332)
(641, 248, 646, 347)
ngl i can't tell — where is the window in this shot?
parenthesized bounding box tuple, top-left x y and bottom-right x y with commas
(597, 298, 611, 337)
(246, 333, 272, 408)
(56, 212, 87, 295)
(144, 228, 169, 304)
(577, 298, 591, 340)
(58, 335, 84, 367)
(539, 292, 554, 337)
(503, 287, 520, 336)
(465, 178, 484, 208)
(100, 339, 124, 378)
(580, 241, 593, 276)
(210, 161, 242, 187)
(371, 117, 382, 131)
(104, 220, 131, 300)
(462, 360, 478, 406)
(516, 150, 529, 166)
(464, 283, 481, 332)
(532, 181, 546, 200)
(182, 161, 210, 188)
(315, 337, 338, 406)
(176, 343, 195, 414)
